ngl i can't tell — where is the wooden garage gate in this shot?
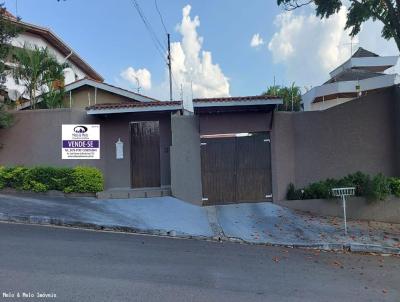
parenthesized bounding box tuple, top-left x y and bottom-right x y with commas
(200, 132, 272, 205)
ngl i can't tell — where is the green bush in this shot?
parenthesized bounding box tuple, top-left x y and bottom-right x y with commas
(287, 172, 400, 201)
(366, 173, 390, 201)
(0, 165, 103, 193)
(286, 183, 303, 200)
(64, 166, 104, 193)
(388, 177, 400, 197)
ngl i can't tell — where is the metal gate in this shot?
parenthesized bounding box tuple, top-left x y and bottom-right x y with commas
(130, 121, 160, 188)
(200, 132, 272, 205)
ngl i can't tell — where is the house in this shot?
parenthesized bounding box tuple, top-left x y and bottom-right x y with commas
(302, 47, 399, 111)
(63, 78, 159, 109)
(1, 85, 400, 205)
(1, 10, 103, 108)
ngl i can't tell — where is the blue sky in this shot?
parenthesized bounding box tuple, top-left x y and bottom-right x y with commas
(3, 0, 399, 100)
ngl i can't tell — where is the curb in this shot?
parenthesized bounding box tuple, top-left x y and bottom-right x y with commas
(0, 212, 399, 255)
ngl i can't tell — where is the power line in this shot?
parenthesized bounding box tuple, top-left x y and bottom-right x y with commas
(154, 0, 168, 35)
(131, 0, 167, 63)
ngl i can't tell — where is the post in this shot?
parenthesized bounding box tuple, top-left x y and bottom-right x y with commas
(342, 195, 347, 236)
(167, 33, 173, 101)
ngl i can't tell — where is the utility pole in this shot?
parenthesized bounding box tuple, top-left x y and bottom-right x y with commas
(167, 33, 172, 101)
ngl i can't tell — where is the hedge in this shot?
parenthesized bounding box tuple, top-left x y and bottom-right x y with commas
(0, 166, 104, 193)
(287, 172, 400, 201)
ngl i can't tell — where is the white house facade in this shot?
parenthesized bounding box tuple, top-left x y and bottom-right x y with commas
(2, 11, 103, 107)
(302, 48, 400, 111)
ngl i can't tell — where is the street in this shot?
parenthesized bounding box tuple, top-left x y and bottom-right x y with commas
(0, 223, 399, 302)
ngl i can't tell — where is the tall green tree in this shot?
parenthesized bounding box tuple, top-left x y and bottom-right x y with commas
(277, 0, 400, 52)
(264, 83, 302, 111)
(12, 45, 67, 109)
(0, 4, 20, 128)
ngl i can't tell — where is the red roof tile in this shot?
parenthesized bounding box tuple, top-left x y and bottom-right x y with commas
(193, 95, 281, 102)
(86, 101, 182, 111)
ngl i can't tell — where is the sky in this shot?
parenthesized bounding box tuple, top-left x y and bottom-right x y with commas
(4, 0, 399, 101)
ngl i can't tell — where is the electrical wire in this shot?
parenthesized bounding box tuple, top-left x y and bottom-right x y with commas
(131, 0, 167, 63)
(154, 0, 168, 35)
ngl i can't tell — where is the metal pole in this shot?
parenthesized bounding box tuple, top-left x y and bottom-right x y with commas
(342, 195, 347, 235)
(167, 33, 173, 101)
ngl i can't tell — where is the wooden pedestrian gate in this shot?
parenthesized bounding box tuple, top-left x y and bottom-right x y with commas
(130, 121, 161, 188)
(200, 132, 272, 205)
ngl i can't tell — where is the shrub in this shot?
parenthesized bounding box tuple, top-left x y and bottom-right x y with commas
(303, 181, 331, 200)
(366, 173, 391, 201)
(0, 165, 103, 193)
(286, 183, 303, 200)
(388, 177, 400, 197)
(341, 171, 371, 196)
(63, 166, 103, 193)
(287, 172, 400, 201)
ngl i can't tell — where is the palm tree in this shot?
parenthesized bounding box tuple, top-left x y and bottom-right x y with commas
(263, 82, 302, 112)
(12, 44, 67, 109)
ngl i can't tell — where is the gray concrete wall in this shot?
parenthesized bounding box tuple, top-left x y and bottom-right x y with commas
(271, 112, 296, 202)
(272, 87, 399, 201)
(0, 109, 172, 189)
(199, 112, 272, 135)
(277, 197, 400, 224)
(170, 114, 203, 205)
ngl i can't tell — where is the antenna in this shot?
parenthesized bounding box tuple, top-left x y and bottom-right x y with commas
(134, 76, 141, 94)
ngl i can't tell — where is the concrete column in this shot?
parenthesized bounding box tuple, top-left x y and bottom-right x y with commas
(170, 114, 203, 205)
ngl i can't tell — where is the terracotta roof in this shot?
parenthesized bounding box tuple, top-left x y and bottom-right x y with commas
(86, 101, 182, 111)
(193, 95, 281, 102)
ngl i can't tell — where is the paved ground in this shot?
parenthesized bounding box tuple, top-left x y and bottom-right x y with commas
(0, 223, 399, 302)
(0, 193, 399, 252)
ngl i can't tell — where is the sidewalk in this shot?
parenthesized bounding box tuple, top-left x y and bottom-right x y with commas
(0, 193, 399, 254)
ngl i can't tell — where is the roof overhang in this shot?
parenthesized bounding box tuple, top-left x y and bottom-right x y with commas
(330, 56, 399, 78)
(193, 98, 283, 108)
(302, 74, 400, 107)
(10, 19, 104, 82)
(86, 102, 182, 115)
(65, 78, 159, 103)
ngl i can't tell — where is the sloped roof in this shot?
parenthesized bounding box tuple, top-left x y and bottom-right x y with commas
(65, 78, 159, 103)
(86, 101, 182, 114)
(324, 69, 384, 84)
(352, 47, 379, 58)
(2, 10, 103, 81)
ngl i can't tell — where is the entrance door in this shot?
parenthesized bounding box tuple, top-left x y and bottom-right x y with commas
(200, 132, 272, 205)
(130, 121, 160, 188)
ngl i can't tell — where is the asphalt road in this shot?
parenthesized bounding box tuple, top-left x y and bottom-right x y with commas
(0, 223, 399, 302)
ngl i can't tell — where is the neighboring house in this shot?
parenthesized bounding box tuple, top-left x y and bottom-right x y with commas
(62, 78, 158, 109)
(1, 10, 103, 108)
(302, 47, 399, 111)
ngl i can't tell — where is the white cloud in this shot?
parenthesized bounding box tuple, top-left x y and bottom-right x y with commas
(120, 67, 152, 90)
(118, 5, 229, 102)
(170, 5, 230, 100)
(250, 33, 264, 48)
(267, 7, 399, 88)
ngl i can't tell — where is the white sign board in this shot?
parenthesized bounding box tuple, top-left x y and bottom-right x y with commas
(62, 124, 100, 159)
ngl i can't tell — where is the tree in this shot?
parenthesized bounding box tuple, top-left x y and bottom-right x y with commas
(277, 0, 400, 52)
(263, 83, 302, 111)
(0, 4, 20, 128)
(12, 45, 67, 109)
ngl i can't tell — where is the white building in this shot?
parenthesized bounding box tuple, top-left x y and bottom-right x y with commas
(302, 47, 400, 111)
(1, 10, 103, 108)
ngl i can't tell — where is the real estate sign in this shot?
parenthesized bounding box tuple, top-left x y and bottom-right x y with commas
(62, 124, 100, 159)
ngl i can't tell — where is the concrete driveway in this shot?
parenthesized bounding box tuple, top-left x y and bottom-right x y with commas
(0, 192, 399, 253)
